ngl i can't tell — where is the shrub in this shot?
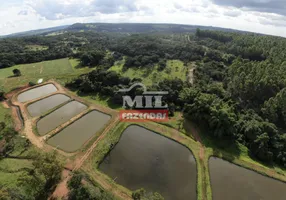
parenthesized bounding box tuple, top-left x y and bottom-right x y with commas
(0, 90, 5, 100)
(28, 82, 36, 86)
(12, 69, 21, 77)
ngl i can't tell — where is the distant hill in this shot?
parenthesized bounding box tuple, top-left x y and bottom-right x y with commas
(1, 25, 69, 38)
(1, 23, 253, 38)
(66, 23, 250, 34)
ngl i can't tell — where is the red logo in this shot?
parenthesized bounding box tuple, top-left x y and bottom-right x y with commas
(120, 110, 168, 122)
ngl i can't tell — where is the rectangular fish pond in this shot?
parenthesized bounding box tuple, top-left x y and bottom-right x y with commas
(17, 84, 57, 103)
(27, 94, 71, 117)
(37, 101, 87, 136)
(209, 157, 286, 200)
(99, 125, 197, 200)
(47, 110, 111, 152)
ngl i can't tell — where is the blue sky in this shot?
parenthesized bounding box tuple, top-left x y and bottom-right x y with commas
(1, 0, 286, 37)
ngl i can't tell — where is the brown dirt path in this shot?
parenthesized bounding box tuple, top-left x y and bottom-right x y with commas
(1, 101, 9, 108)
(51, 169, 71, 199)
(24, 117, 44, 148)
(4, 85, 29, 99)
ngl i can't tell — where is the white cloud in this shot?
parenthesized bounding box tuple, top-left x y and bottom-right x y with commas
(223, 9, 241, 17)
(24, 0, 138, 20)
(258, 13, 286, 27)
(0, 0, 285, 37)
(211, 0, 286, 16)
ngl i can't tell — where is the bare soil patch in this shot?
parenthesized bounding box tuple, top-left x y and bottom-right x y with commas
(51, 170, 71, 199)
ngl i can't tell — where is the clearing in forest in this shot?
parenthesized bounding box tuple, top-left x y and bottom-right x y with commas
(109, 60, 188, 86)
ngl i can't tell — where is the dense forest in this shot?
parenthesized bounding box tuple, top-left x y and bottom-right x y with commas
(1, 25, 286, 169)
(68, 29, 286, 167)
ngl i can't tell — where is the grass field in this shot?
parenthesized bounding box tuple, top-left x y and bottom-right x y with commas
(0, 103, 10, 122)
(0, 58, 91, 92)
(25, 45, 49, 51)
(109, 60, 188, 86)
(0, 135, 34, 195)
(0, 158, 32, 187)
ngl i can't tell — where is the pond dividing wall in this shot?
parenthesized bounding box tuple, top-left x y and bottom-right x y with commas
(37, 101, 87, 136)
(209, 157, 286, 200)
(99, 125, 197, 200)
(17, 84, 57, 103)
(47, 110, 111, 152)
(27, 94, 70, 117)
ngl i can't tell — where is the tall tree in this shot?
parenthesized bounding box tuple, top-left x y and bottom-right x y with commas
(18, 151, 63, 199)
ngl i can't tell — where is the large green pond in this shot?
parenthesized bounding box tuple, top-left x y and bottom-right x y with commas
(17, 84, 57, 103)
(47, 110, 111, 152)
(27, 94, 70, 117)
(209, 157, 286, 200)
(99, 125, 197, 200)
(37, 101, 87, 135)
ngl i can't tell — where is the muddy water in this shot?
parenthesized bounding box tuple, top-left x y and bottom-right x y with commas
(27, 94, 70, 117)
(17, 84, 57, 103)
(99, 125, 197, 200)
(47, 110, 111, 152)
(209, 157, 286, 200)
(37, 101, 87, 135)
